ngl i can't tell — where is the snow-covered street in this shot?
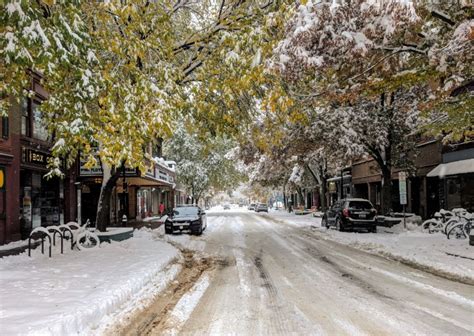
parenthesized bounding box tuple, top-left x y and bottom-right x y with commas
(114, 209, 474, 335)
(1, 209, 473, 335)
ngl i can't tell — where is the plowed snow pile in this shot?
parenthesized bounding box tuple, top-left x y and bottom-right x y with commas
(0, 229, 179, 335)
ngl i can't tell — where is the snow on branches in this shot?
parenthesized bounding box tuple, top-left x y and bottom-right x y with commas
(270, 0, 473, 141)
(271, 0, 419, 89)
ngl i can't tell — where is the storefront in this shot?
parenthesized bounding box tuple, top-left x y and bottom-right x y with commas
(427, 156, 474, 212)
(137, 187, 153, 218)
(78, 155, 138, 226)
(77, 155, 176, 224)
(19, 147, 64, 238)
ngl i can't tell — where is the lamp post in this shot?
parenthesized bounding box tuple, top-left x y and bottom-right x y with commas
(121, 165, 128, 222)
(74, 182, 82, 225)
(340, 169, 344, 200)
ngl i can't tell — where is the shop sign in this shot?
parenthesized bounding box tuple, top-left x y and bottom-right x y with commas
(145, 166, 154, 178)
(158, 170, 168, 182)
(79, 157, 103, 176)
(79, 155, 137, 177)
(0, 166, 5, 191)
(22, 148, 50, 167)
(154, 167, 170, 183)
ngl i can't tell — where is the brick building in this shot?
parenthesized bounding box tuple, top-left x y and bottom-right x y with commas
(0, 75, 177, 245)
(0, 74, 78, 244)
(349, 139, 473, 218)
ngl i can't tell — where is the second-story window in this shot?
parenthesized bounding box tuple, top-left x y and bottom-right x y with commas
(21, 98, 49, 141)
(31, 101, 49, 141)
(21, 98, 30, 137)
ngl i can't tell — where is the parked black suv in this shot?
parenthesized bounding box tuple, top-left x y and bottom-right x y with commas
(165, 205, 207, 235)
(322, 198, 377, 233)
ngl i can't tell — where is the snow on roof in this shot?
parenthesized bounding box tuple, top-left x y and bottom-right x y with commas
(153, 157, 175, 172)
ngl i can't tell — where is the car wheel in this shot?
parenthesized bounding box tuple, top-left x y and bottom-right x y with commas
(196, 225, 203, 236)
(370, 226, 377, 233)
(336, 218, 344, 232)
(165, 228, 172, 234)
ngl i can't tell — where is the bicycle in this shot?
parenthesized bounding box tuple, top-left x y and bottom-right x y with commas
(422, 209, 453, 233)
(69, 219, 101, 250)
(447, 213, 472, 240)
(442, 208, 469, 236)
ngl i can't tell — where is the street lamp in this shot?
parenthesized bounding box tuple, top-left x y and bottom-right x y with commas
(74, 182, 82, 225)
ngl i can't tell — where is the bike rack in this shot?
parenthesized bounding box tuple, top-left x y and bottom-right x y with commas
(48, 227, 64, 254)
(59, 225, 75, 250)
(27, 221, 97, 257)
(28, 227, 52, 258)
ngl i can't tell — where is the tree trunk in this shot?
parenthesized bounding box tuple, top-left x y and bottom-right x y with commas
(296, 186, 304, 208)
(381, 166, 392, 215)
(283, 183, 287, 209)
(306, 162, 328, 211)
(96, 165, 121, 232)
(320, 174, 327, 211)
(379, 93, 393, 215)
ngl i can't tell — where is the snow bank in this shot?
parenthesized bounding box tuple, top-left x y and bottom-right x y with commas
(0, 229, 179, 335)
(269, 211, 474, 284)
(0, 238, 31, 251)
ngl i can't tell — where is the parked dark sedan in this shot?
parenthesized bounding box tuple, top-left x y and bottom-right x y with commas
(165, 205, 207, 235)
(322, 198, 377, 233)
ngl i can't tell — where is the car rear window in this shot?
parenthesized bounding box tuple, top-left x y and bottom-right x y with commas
(348, 201, 372, 210)
(173, 207, 199, 216)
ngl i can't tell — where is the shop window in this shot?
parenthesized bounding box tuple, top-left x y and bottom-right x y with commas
(20, 171, 61, 235)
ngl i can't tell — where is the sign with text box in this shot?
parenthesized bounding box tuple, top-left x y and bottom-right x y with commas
(399, 172, 407, 205)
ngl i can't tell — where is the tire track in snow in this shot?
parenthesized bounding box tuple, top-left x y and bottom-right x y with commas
(162, 273, 210, 335)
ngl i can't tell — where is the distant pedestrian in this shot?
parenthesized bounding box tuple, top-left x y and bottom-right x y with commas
(159, 202, 165, 216)
(288, 200, 293, 213)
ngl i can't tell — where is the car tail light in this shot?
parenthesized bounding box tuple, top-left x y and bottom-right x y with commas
(343, 208, 350, 217)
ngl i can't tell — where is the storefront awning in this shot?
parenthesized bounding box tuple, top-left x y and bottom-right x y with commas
(427, 158, 474, 178)
(126, 176, 174, 188)
(327, 175, 352, 182)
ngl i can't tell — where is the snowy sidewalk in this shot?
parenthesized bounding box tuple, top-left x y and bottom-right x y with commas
(268, 210, 474, 284)
(0, 229, 180, 335)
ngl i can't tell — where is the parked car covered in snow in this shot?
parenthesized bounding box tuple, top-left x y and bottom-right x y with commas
(248, 203, 257, 211)
(165, 205, 207, 235)
(322, 198, 377, 233)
